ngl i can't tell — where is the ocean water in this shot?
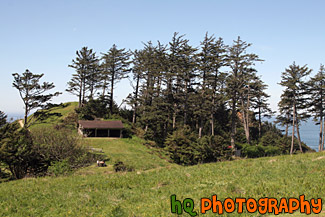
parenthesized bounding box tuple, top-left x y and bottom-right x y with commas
(275, 119, 321, 152)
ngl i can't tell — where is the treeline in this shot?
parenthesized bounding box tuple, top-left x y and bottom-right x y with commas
(66, 33, 274, 151)
(277, 63, 325, 153)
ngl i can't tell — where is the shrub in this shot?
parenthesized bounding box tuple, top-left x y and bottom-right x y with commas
(259, 131, 280, 146)
(164, 126, 203, 165)
(0, 123, 46, 179)
(263, 146, 282, 156)
(121, 123, 133, 138)
(198, 135, 232, 162)
(113, 161, 134, 172)
(31, 127, 99, 170)
(241, 145, 265, 158)
(47, 160, 71, 176)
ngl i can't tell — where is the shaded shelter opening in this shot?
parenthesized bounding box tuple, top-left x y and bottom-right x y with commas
(78, 120, 124, 138)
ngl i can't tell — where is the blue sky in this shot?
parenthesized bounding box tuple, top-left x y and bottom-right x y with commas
(1, 0, 325, 117)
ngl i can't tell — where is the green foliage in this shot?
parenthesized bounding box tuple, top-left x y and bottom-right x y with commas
(198, 135, 232, 162)
(12, 69, 61, 127)
(164, 127, 232, 165)
(0, 122, 100, 179)
(259, 131, 279, 146)
(164, 127, 203, 165)
(0, 123, 45, 179)
(31, 127, 98, 169)
(263, 146, 282, 156)
(0, 111, 7, 128)
(241, 144, 266, 158)
(121, 122, 133, 138)
(101, 44, 131, 115)
(66, 47, 99, 107)
(76, 97, 111, 120)
(47, 160, 72, 176)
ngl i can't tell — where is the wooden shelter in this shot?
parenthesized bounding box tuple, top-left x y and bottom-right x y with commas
(78, 120, 124, 138)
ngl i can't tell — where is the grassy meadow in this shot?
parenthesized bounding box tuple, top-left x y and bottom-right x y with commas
(0, 137, 325, 216)
(0, 103, 325, 216)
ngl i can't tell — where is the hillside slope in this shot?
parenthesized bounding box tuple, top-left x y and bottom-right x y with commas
(3, 102, 324, 216)
(28, 102, 78, 130)
(0, 147, 324, 216)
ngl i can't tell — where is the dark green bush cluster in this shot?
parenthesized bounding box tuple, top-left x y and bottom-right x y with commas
(239, 130, 312, 158)
(0, 123, 45, 179)
(240, 144, 281, 158)
(113, 161, 134, 172)
(0, 123, 99, 179)
(164, 127, 231, 165)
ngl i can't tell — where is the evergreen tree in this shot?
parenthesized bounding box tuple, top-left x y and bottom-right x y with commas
(226, 37, 262, 148)
(197, 33, 227, 137)
(307, 64, 325, 151)
(279, 62, 311, 154)
(12, 70, 61, 127)
(276, 90, 293, 137)
(251, 77, 273, 138)
(101, 44, 131, 115)
(167, 33, 191, 129)
(0, 111, 7, 128)
(66, 47, 98, 108)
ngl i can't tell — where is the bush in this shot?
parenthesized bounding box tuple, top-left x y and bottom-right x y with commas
(47, 160, 71, 176)
(263, 146, 282, 156)
(241, 144, 282, 158)
(164, 126, 203, 165)
(113, 161, 134, 172)
(32, 127, 100, 170)
(259, 131, 280, 146)
(0, 123, 46, 179)
(121, 123, 133, 138)
(241, 145, 265, 158)
(198, 135, 232, 162)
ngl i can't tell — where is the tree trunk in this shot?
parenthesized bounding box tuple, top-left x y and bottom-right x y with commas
(319, 116, 323, 152)
(295, 111, 303, 153)
(24, 105, 28, 127)
(110, 72, 115, 115)
(102, 77, 107, 97)
(246, 85, 250, 144)
(211, 113, 214, 136)
(285, 123, 288, 137)
(172, 112, 176, 129)
(82, 76, 86, 106)
(290, 105, 296, 155)
(240, 97, 250, 145)
(258, 106, 261, 138)
(321, 117, 325, 151)
(78, 79, 82, 108)
(230, 97, 236, 149)
(132, 73, 140, 124)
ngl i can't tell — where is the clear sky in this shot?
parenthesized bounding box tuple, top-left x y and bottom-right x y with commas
(1, 0, 325, 118)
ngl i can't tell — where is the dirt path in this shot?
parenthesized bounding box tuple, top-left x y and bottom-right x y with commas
(18, 120, 24, 128)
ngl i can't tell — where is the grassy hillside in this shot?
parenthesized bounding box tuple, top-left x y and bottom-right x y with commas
(28, 102, 78, 130)
(0, 140, 324, 216)
(2, 102, 324, 216)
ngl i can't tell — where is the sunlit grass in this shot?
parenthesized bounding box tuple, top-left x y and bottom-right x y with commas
(0, 142, 324, 216)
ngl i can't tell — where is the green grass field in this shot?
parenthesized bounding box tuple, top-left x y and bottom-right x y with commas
(0, 137, 324, 216)
(1, 103, 324, 216)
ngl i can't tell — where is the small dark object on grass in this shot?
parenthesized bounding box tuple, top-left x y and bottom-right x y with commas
(97, 160, 106, 167)
(113, 161, 134, 172)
